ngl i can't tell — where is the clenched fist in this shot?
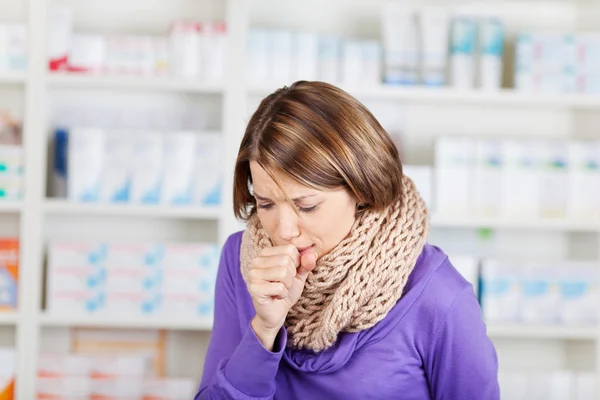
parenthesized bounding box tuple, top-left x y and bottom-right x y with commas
(247, 244, 317, 350)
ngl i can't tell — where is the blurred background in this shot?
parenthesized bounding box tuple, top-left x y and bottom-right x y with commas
(0, 0, 599, 398)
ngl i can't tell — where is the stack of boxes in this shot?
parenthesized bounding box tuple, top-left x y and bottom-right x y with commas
(46, 241, 219, 319)
(38, 354, 195, 399)
(428, 137, 600, 220)
(53, 129, 221, 206)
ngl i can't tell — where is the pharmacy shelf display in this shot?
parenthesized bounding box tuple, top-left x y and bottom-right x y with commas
(6, 0, 600, 398)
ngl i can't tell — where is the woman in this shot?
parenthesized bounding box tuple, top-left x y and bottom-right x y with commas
(196, 81, 499, 399)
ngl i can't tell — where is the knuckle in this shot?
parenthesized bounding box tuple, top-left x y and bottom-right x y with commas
(286, 244, 297, 257)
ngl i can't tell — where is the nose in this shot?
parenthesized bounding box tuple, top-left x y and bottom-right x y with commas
(278, 206, 300, 241)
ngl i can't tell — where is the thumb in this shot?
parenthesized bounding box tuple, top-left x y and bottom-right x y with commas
(296, 251, 317, 281)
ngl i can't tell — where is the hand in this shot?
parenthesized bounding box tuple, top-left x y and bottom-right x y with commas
(247, 244, 317, 350)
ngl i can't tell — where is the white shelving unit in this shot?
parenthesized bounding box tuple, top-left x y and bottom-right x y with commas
(0, 201, 23, 213)
(0, 71, 26, 84)
(47, 72, 225, 93)
(0, 313, 19, 326)
(1, 0, 599, 397)
(250, 84, 600, 109)
(39, 314, 213, 331)
(43, 199, 221, 220)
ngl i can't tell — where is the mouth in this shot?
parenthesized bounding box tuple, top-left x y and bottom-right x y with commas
(297, 245, 315, 256)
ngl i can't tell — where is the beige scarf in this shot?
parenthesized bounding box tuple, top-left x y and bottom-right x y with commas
(240, 175, 429, 352)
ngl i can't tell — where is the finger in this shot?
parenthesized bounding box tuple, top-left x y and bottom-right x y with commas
(248, 282, 289, 300)
(297, 251, 317, 281)
(251, 254, 297, 278)
(248, 266, 294, 289)
(260, 245, 300, 267)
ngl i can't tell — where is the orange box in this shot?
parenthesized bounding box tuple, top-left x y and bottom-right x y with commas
(0, 239, 18, 311)
(0, 347, 15, 400)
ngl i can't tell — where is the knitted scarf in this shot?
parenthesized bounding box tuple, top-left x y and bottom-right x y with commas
(240, 175, 429, 352)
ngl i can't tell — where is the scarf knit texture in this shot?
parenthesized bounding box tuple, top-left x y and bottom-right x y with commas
(240, 175, 429, 352)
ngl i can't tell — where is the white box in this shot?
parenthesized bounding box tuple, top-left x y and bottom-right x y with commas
(473, 139, 503, 217)
(161, 292, 213, 317)
(434, 137, 474, 216)
(318, 35, 341, 84)
(90, 378, 144, 398)
(480, 260, 521, 324)
(193, 132, 222, 205)
(450, 15, 477, 89)
(47, 242, 107, 314)
(478, 17, 504, 90)
(89, 355, 149, 378)
(203, 22, 227, 82)
(67, 128, 105, 203)
(47, 5, 72, 71)
(4, 24, 27, 72)
(170, 21, 202, 78)
(38, 354, 92, 378)
(520, 263, 560, 325)
(143, 378, 196, 400)
(0, 347, 15, 392)
(341, 40, 363, 86)
(382, 3, 419, 85)
(0, 145, 24, 175)
(419, 6, 449, 86)
(402, 165, 433, 210)
(575, 372, 597, 400)
(37, 377, 91, 398)
(448, 255, 479, 295)
(502, 140, 540, 218)
(247, 29, 270, 83)
(100, 133, 132, 203)
(568, 141, 600, 219)
(294, 31, 319, 81)
(103, 290, 162, 315)
(498, 371, 528, 400)
(539, 140, 569, 218)
(362, 40, 382, 86)
(68, 34, 106, 73)
(558, 262, 599, 326)
(271, 29, 294, 84)
(161, 132, 196, 205)
(130, 133, 163, 204)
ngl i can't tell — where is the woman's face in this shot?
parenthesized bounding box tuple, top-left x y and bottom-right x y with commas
(250, 161, 357, 259)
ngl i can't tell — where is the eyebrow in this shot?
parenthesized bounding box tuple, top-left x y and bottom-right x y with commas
(254, 193, 317, 202)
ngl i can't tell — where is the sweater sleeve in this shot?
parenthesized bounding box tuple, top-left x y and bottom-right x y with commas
(425, 287, 500, 400)
(195, 234, 287, 400)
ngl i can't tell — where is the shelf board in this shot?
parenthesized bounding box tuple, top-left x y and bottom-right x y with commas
(47, 72, 224, 93)
(487, 324, 599, 340)
(0, 201, 23, 213)
(44, 199, 220, 220)
(0, 71, 26, 84)
(39, 313, 213, 331)
(248, 84, 600, 109)
(0, 312, 18, 326)
(430, 215, 600, 232)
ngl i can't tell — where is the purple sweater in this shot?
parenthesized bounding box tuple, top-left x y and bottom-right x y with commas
(196, 231, 500, 400)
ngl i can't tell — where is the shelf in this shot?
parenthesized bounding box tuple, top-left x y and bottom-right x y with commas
(0, 71, 26, 84)
(0, 201, 23, 213)
(487, 324, 599, 340)
(44, 199, 221, 220)
(47, 73, 224, 93)
(248, 84, 600, 109)
(39, 313, 213, 331)
(430, 215, 600, 232)
(0, 312, 18, 326)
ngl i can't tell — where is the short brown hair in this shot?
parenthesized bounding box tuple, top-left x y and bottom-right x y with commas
(233, 81, 403, 220)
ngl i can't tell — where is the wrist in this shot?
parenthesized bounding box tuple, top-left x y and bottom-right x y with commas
(251, 316, 282, 351)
